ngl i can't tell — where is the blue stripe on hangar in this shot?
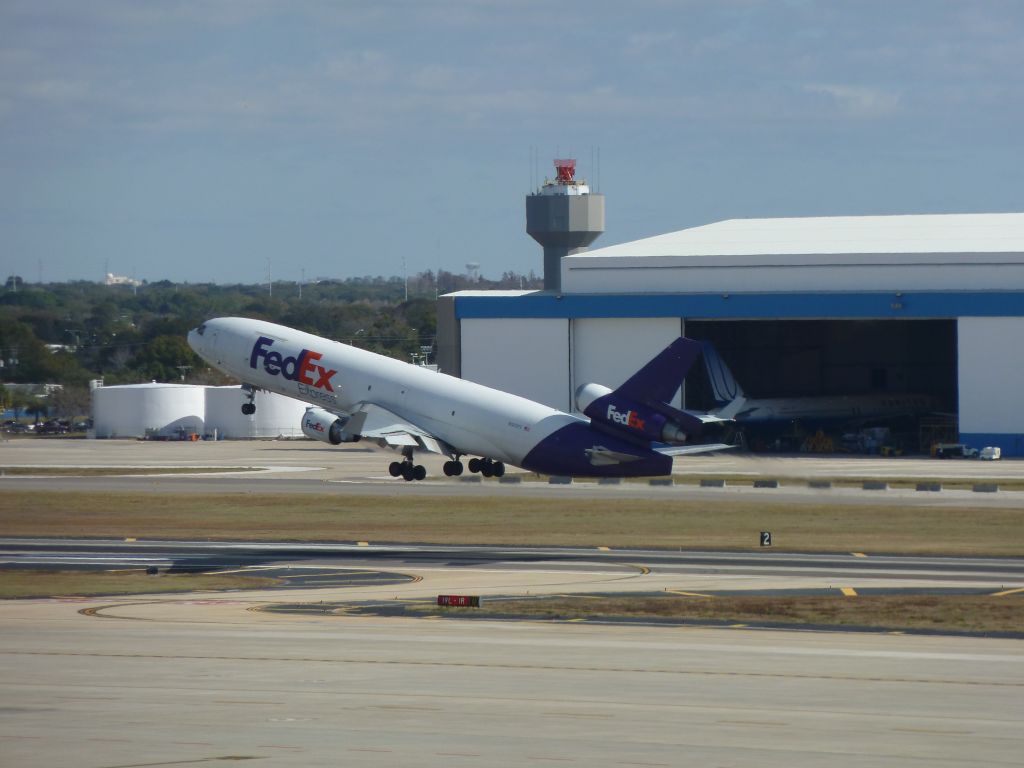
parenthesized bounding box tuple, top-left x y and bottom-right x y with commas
(453, 291, 1024, 320)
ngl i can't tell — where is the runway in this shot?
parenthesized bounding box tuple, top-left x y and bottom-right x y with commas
(4, 538, 1024, 592)
(1, 589, 1022, 767)
(1, 439, 1023, 766)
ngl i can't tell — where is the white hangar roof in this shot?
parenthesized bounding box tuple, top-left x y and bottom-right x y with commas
(562, 213, 1024, 294)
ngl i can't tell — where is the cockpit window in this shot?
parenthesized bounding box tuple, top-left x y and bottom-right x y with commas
(195, 324, 206, 336)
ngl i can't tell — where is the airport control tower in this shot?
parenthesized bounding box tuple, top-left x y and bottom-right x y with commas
(526, 158, 605, 293)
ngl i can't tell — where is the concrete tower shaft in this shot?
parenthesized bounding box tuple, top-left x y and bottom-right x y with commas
(526, 158, 605, 292)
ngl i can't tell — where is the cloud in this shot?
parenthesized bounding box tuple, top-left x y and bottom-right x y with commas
(803, 83, 901, 117)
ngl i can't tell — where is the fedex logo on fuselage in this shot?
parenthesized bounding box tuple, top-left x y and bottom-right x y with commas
(250, 336, 337, 392)
(607, 403, 645, 430)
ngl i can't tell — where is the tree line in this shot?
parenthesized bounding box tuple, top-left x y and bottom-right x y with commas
(1, 269, 541, 416)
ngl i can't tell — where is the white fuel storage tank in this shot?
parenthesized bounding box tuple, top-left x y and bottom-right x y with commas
(91, 383, 206, 439)
(203, 386, 307, 439)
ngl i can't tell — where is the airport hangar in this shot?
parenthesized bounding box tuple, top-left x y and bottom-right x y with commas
(438, 212, 1024, 457)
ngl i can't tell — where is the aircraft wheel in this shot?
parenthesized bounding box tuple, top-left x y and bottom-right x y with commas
(241, 403, 255, 415)
(480, 463, 493, 478)
(389, 461, 403, 477)
(467, 457, 482, 474)
(443, 461, 459, 477)
(453, 461, 464, 476)
(401, 464, 415, 481)
(492, 462, 505, 478)
(413, 464, 427, 481)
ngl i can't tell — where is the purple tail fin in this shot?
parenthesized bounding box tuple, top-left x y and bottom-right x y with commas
(613, 337, 703, 404)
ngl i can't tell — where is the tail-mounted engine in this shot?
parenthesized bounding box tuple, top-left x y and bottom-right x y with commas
(575, 382, 704, 445)
(301, 407, 360, 445)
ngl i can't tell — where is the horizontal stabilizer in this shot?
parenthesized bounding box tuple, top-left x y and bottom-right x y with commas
(713, 395, 747, 421)
(655, 442, 735, 457)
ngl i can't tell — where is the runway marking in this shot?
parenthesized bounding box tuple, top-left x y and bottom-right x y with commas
(436, 752, 483, 758)
(991, 586, 1024, 597)
(665, 589, 714, 598)
(851, 552, 867, 558)
(11, 650, 1024, 685)
(550, 593, 604, 599)
(528, 758, 574, 763)
(892, 727, 972, 735)
(348, 747, 393, 753)
(124, 537, 137, 542)
(840, 587, 858, 597)
(717, 719, 786, 726)
(212, 700, 280, 705)
(357, 541, 369, 547)
(543, 711, 613, 719)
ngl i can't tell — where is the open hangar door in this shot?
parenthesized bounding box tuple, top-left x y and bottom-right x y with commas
(683, 319, 957, 453)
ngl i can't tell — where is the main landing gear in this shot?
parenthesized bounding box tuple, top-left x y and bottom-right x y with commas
(389, 447, 426, 482)
(439, 456, 504, 477)
(467, 457, 505, 478)
(240, 384, 256, 415)
(386, 450, 507, 482)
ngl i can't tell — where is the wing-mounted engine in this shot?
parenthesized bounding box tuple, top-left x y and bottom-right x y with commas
(575, 382, 705, 445)
(301, 407, 361, 445)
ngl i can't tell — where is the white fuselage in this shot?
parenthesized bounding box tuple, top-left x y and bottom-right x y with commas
(188, 317, 580, 465)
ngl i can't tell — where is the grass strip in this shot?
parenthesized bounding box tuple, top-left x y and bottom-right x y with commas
(0, 569, 280, 599)
(0, 490, 1022, 555)
(432, 594, 1023, 634)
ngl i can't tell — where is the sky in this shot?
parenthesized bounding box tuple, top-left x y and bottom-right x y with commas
(2, 0, 1023, 285)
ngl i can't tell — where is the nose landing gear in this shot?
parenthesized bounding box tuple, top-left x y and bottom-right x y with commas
(240, 384, 256, 415)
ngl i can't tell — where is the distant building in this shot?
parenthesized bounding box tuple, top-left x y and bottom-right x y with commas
(105, 272, 142, 287)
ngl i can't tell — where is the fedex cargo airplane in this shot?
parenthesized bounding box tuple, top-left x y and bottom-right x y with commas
(187, 318, 731, 481)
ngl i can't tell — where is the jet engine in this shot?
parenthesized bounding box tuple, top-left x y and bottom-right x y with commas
(301, 407, 359, 445)
(575, 382, 696, 445)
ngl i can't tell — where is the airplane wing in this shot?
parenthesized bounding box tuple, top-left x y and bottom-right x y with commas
(655, 443, 735, 457)
(346, 403, 449, 455)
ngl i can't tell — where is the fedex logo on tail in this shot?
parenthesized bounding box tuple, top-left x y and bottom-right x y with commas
(607, 403, 645, 431)
(250, 336, 337, 392)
